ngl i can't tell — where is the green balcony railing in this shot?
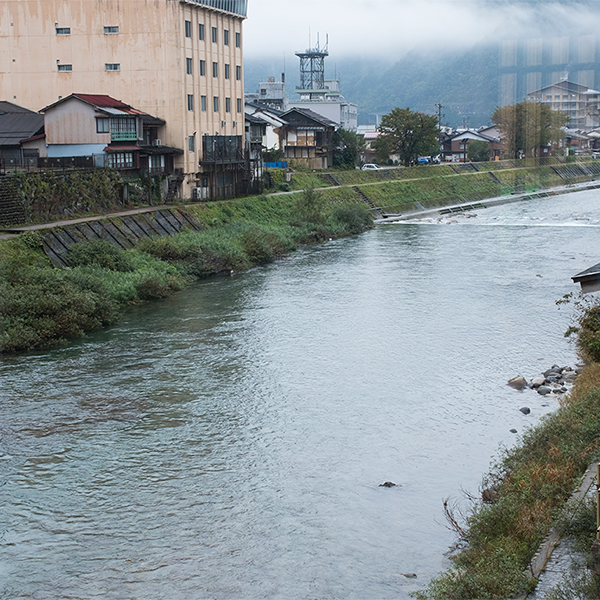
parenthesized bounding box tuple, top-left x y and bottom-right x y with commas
(111, 131, 138, 142)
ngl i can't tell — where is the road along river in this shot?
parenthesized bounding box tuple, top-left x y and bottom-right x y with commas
(1, 188, 600, 599)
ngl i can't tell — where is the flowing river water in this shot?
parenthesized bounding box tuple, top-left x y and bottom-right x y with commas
(2, 188, 600, 599)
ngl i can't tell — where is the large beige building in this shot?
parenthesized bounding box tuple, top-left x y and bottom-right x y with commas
(0, 0, 248, 197)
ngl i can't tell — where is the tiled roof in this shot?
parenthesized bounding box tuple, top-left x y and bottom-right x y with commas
(73, 94, 131, 109)
(0, 112, 44, 147)
(0, 101, 39, 115)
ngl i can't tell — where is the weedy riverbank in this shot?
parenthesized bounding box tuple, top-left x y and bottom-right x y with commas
(0, 189, 372, 353)
(415, 301, 600, 600)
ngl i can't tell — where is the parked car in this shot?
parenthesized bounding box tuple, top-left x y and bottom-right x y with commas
(417, 157, 430, 165)
(361, 163, 380, 170)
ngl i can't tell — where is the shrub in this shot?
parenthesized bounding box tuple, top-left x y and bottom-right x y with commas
(576, 305, 600, 363)
(294, 187, 325, 225)
(328, 204, 373, 235)
(240, 224, 295, 265)
(0, 268, 121, 352)
(138, 229, 250, 277)
(66, 239, 134, 271)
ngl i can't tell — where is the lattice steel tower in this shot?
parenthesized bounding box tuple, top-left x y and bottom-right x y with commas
(296, 37, 329, 94)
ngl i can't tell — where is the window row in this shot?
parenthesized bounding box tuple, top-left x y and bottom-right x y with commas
(58, 64, 121, 72)
(56, 26, 119, 35)
(186, 21, 241, 47)
(187, 59, 241, 80)
(96, 117, 137, 134)
(187, 95, 243, 113)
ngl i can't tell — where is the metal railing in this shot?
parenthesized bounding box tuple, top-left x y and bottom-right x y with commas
(183, 0, 247, 16)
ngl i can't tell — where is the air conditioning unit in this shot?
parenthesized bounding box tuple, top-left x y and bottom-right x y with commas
(221, 120, 227, 128)
(233, 121, 238, 128)
(152, 139, 162, 147)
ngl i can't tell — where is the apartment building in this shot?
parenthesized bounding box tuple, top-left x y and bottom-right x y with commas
(0, 0, 247, 198)
(526, 80, 600, 130)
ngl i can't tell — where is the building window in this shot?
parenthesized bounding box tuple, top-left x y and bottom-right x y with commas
(236, 32, 241, 48)
(212, 27, 217, 43)
(260, 88, 266, 96)
(213, 96, 219, 112)
(199, 23, 205, 40)
(200, 60, 206, 76)
(236, 65, 241, 81)
(108, 152, 134, 169)
(149, 154, 165, 173)
(104, 26, 119, 34)
(224, 64, 230, 79)
(187, 94, 194, 111)
(201, 95, 207, 111)
(225, 97, 231, 113)
(189, 134, 195, 152)
(185, 20, 191, 38)
(237, 98, 242, 113)
(105, 63, 120, 71)
(96, 118, 109, 133)
(110, 117, 137, 140)
(57, 64, 72, 72)
(186, 57, 193, 75)
(55, 27, 70, 35)
(213, 62, 218, 78)
(224, 29, 229, 46)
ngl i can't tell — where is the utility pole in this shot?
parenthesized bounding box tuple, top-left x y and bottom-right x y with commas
(435, 103, 444, 152)
(435, 103, 443, 129)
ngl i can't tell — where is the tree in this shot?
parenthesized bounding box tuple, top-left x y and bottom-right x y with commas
(332, 128, 364, 169)
(373, 107, 439, 167)
(263, 147, 283, 163)
(492, 101, 568, 159)
(467, 140, 491, 162)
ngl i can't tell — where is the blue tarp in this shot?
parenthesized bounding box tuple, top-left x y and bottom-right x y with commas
(264, 162, 288, 169)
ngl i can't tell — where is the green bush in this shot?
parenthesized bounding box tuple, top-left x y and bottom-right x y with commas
(66, 239, 134, 272)
(294, 187, 325, 225)
(575, 305, 600, 363)
(240, 224, 295, 265)
(0, 267, 120, 352)
(328, 204, 373, 235)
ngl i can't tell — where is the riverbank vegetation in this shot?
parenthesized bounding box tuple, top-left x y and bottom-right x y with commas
(416, 298, 600, 600)
(2, 158, 599, 354)
(0, 189, 372, 353)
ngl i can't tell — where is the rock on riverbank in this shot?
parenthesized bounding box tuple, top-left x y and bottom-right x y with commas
(508, 364, 582, 396)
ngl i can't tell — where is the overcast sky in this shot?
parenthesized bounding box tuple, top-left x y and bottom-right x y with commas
(243, 0, 598, 59)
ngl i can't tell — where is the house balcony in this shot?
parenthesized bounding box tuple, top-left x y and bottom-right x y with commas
(202, 135, 244, 164)
(111, 131, 138, 142)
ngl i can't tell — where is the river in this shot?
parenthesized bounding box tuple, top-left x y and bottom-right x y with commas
(2, 188, 600, 599)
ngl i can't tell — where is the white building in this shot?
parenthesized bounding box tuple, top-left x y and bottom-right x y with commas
(527, 80, 600, 130)
(290, 79, 358, 131)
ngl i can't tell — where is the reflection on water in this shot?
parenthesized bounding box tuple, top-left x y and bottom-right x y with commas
(1, 189, 598, 599)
